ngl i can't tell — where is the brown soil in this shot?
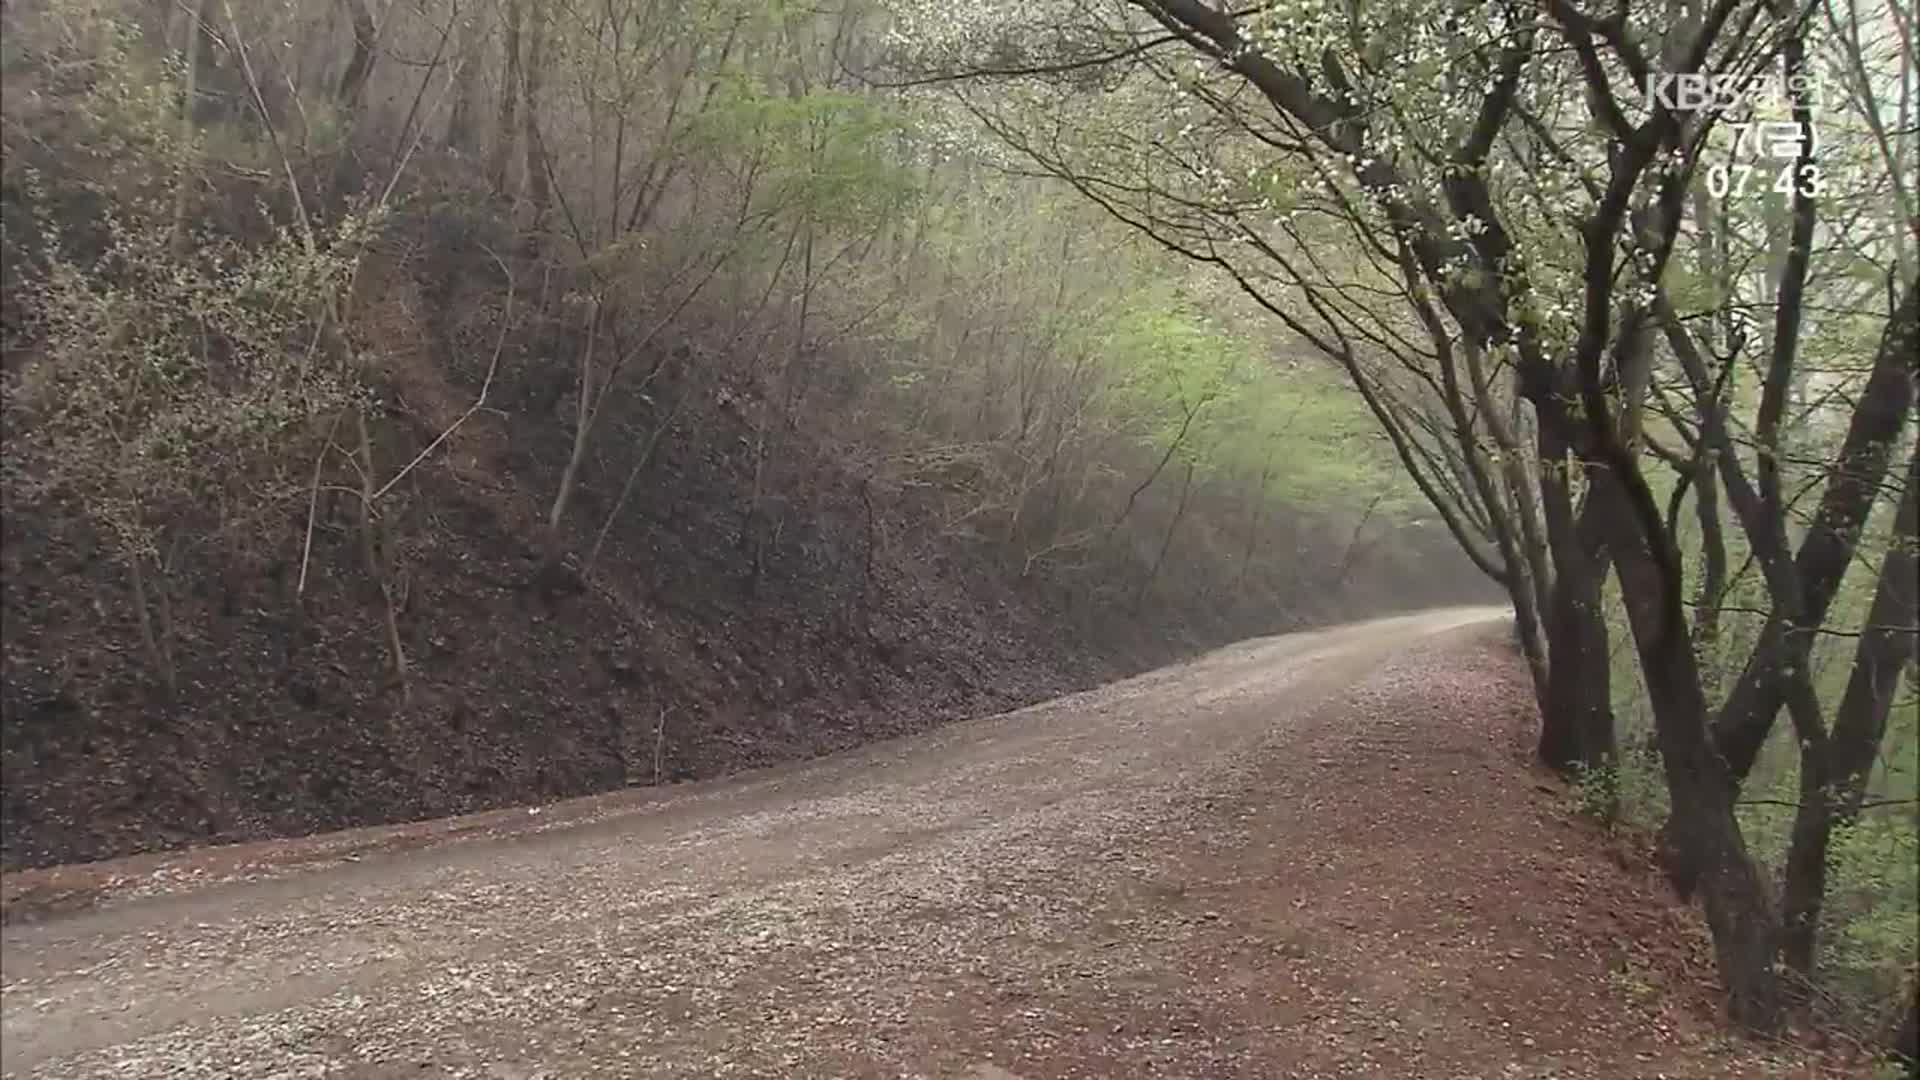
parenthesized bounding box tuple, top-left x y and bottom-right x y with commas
(0, 612, 1861, 1077)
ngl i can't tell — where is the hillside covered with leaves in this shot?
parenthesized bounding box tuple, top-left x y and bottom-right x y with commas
(0, 0, 1471, 871)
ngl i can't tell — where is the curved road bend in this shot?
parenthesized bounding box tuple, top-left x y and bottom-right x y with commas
(2, 606, 1508, 1078)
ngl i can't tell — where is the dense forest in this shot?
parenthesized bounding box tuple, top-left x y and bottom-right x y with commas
(0, 0, 1914, 1060)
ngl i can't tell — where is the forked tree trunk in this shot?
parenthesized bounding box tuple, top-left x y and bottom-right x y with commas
(1779, 435, 1917, 975)
(1598, 470, 1780, 1030)
(1712, 283, 1918, 783)
(334, 0, 376, 111)
(1536, 455, 1616, 776)
(1828, 438, 1919, 830)
(1134, 457, 1197, 611)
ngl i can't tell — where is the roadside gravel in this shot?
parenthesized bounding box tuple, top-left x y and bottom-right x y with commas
(0, 608, 1845, 1078)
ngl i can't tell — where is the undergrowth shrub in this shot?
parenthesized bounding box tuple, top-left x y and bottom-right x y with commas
(3, 204, 371, 557)
(1820, 814, 1920, 1018)
(1571, 752, 1669, 832)
(2, 0, 379, 695)
(1595, 566, 1918, 1041)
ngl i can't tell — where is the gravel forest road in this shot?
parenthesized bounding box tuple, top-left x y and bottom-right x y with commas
(0, 608, 1826, 1079)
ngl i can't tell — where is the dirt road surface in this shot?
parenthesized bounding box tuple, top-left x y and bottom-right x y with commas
(0, 609, 1834, 1078)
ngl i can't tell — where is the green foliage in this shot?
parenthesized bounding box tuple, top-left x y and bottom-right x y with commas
(1605, 955, 1662, 1004)
(1870, 1059, 1914, 1080)
(1823, 814, 1920, 1008)
(874, 179, 1416, 530)
(1569, 752, 1670, 833)
(1053, 275, 1417, 513)
(1099, 302, 1244, 424)
(690, 82, 921, 228)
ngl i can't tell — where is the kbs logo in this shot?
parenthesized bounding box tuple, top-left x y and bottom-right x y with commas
(1646, 72, 1824, 114)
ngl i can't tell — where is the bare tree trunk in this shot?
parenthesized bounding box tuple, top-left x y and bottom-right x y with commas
(1535, 426, 1616, 777)
(334, 0, 376, 110)
(168, 0, 213, 258)
(548, 255, 732, 577)
(857, 475, 882, 634)
(1420, 322, 1548, 717)
(1108, 398, 1206, 542)
(1691, 458, 1729, 652)
(520, 3, 551, 235)
(748, 225, 815, 593)
(1134, 457, 1196, 612)
(1230, 450, 1277, 595)
(1497, 524, 1553, 725)
(545, 300, 602, 572)
(355, 409, 410, 700)
(652, 706, 671, 786)
(327, 0, 378, 206)
(490, 0, 522, 196)
(444, 0, 486, 154)
(1332, 492, 1386, 588)
(1538, 530, 1615, 776)
(1466, 341, 1552, 619)
(129, 551, 178, 701)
